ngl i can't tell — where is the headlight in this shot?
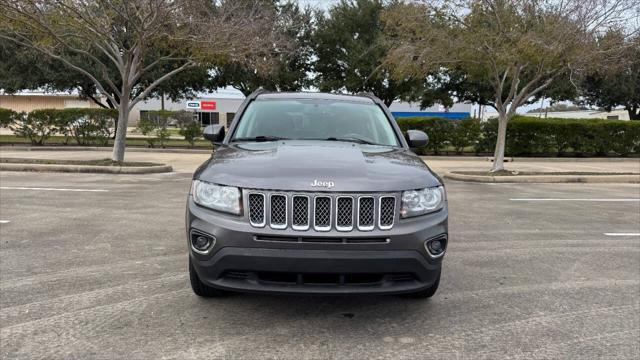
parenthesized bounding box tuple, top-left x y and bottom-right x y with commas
(401, 186, 445, 218)
(192, 180, 241, 215)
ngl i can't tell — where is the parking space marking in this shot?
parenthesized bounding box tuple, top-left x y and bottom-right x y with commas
(604, 233, 640, 236)
(0, 220, 10, 224)
(0, 186, 109, 192)
(510, 198, 640, 202)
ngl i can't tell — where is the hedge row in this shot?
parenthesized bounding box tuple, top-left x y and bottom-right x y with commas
(3, 108, 118, 145)
(396, 116, 640, 156)
(1, 108, 202, 147)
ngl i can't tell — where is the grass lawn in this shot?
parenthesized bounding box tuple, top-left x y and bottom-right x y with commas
(0, 158, 163, 167)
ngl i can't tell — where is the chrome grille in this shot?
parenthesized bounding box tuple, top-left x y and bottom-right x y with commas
(248, 193, 265, 227)
(336, 197, 354, 231)
(357, 197, 375, 231)
(292, 196, 310, 230)
(270, 195, 287, 229)
(314, 196, 331, 231)
(379, 196, 395, 229)
(247, 192, 397, 232)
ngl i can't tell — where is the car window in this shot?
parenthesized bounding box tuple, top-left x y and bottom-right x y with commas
(232, 99, 400, 146)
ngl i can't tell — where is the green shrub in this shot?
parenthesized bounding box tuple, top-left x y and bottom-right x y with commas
(10, 109, 61, 145)
(65, 108, 117, 145)
(176, 112, 202, 147)
(396, 117, 453, 155)
(137, 110, 188, 148)
(450, 118, 481, 154)
(0, 108, 17, 128)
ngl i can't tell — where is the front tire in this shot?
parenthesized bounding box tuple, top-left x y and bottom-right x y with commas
(403, 270, 440, 299)
(189, 257, 230, 297)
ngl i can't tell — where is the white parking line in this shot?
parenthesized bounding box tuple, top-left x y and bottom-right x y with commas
(604, 233, 640, 236)
(0, 186, 109, 192)
(510, 198, 640, 202)
(0, 220, 10, 224)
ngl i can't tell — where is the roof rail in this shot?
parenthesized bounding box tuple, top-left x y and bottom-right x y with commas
(247, 87, 270, 99)
(355, 91, 380, 102)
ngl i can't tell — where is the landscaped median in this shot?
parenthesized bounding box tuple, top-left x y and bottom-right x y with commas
(444, 170, 640, 183)
(0, 158, 172, 174)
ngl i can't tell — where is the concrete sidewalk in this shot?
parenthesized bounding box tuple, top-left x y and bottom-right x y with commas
(1, 147, 638, 175)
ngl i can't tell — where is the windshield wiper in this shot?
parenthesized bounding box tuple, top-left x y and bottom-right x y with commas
(324, 137, 378, 145)
(232, 136, 289, 142)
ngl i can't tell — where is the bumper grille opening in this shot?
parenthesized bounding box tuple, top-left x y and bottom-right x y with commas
(223, 271, 415, 286)
(257, 272, 298, 284)
(344, 273, 384, 284)
(253, 235, 390, 244)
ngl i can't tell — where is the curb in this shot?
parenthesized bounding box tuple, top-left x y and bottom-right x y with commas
(0, 145, 212, 154)
(444, 172, 640, 184)
(0, 163, 173, 174)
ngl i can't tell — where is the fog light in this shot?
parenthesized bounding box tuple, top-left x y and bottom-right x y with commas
(190, 230, 215, 254)
(425, 236, 446, 258)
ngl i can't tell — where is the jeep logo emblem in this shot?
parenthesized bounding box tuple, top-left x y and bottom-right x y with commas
(310, 179, 334, 189)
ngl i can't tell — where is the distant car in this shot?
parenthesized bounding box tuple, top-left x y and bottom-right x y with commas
(186, 91, 448, 298)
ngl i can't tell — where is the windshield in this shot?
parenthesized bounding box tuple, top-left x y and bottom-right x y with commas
(231, 99, 400, 146)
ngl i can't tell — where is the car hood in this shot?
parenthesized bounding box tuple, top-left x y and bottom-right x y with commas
(194, 140, 442, 192)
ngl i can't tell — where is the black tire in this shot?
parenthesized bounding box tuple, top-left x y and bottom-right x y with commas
(189, 258, 230, 297)
(402, 270, 441, 299)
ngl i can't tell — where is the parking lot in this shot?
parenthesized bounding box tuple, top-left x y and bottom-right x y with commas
(1, 169, 639, 359)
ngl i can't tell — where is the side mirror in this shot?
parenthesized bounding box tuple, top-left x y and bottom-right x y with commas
(203, 124, 225, 143)
(406, 130, 428, 148)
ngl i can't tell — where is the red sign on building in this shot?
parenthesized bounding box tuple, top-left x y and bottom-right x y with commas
(200, 101, 216, 110)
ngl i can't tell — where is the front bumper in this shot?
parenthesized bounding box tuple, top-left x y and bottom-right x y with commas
(186, 197, 447, 295)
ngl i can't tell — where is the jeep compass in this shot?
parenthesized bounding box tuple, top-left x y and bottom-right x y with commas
(186, 91, 448, 298)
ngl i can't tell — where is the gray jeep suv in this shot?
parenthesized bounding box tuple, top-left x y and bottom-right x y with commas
(186, 91, 448, 298)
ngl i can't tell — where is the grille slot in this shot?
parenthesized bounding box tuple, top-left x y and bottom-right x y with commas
(314, 196, 332, 231)
(269, 194, 287, 229)
(378, 196, 395, 230)
(292, 195, 310, 231)
(336, 197, 354, 231)
(357, 197, 375, 231)
(248, 193, 265, 227)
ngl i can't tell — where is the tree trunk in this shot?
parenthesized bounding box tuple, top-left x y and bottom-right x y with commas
(491, 112, 509, 172)
(627, 105, 639, 120)
(111, 99, 130, 162)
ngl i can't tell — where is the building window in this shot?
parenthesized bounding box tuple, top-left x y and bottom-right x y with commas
(199, 112, 219, 125)
(226, 112, 235, 123)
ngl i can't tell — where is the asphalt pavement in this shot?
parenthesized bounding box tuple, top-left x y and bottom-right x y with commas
(1, 170, 639, 359)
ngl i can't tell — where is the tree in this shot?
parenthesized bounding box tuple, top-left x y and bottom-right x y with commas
(383, 0, 636, 171)
(0, 0, 293, 162)
(209, 1, 314, 96)
(313, 0, 425, 107)
(580, 32, 640, 120)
